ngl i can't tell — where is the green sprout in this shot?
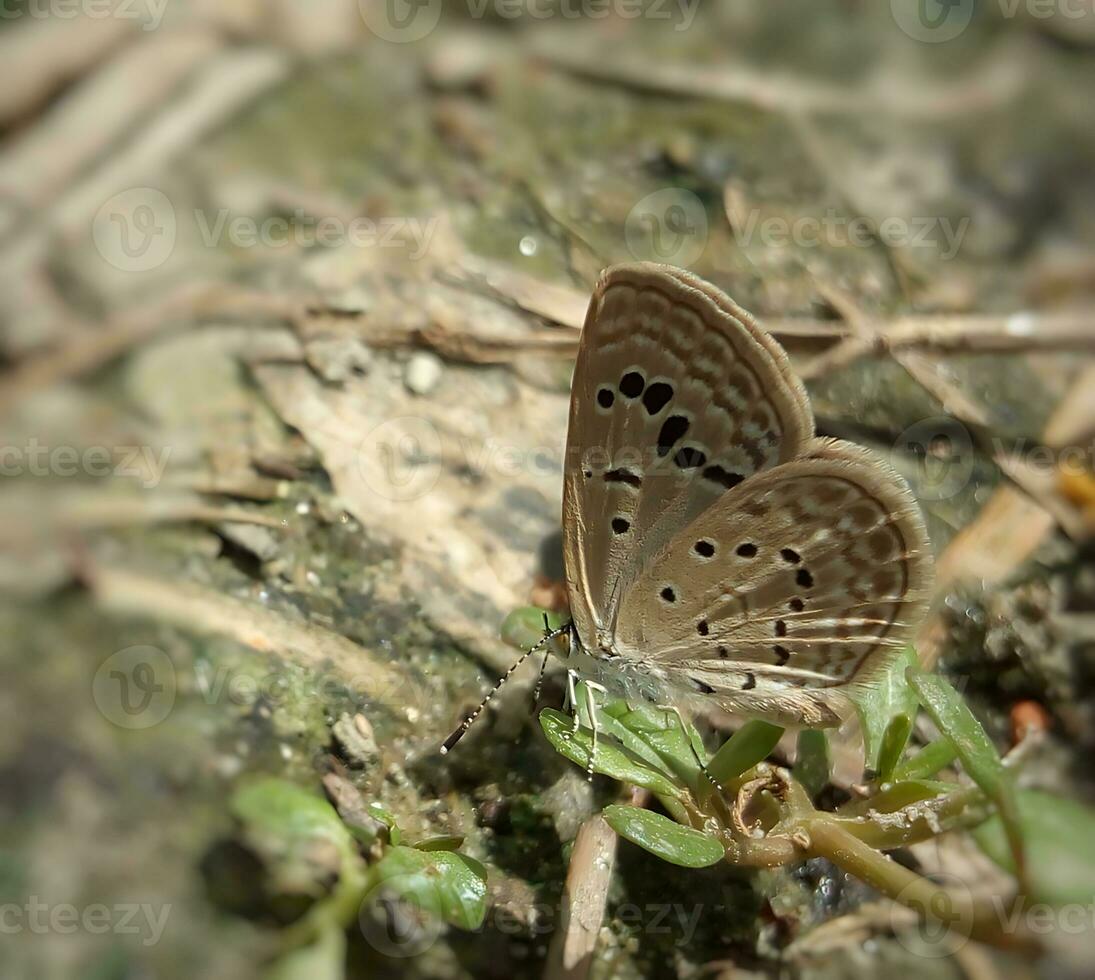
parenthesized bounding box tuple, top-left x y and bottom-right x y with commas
(230, 778, 488, 978)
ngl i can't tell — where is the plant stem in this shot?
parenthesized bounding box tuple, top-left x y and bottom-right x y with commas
(803, 818, 1037, 951)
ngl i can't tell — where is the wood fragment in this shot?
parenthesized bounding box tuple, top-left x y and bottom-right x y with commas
(87, 563, 407, 703)
(0, 284, 299, 418)
(0, 13, 135, 128)
(0, 28, 223, 214)
(538, 37, 1025, 119)
(543, 813, 617, 980)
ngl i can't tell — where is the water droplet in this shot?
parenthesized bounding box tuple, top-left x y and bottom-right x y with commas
(518, 235, 538, 257)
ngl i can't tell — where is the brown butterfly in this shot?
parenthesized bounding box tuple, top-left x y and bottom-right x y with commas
(444, 263, 932, 753)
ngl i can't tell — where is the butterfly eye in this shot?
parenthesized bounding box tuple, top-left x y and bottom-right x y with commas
(736, 543, 758, 558)
(693, 540, 715, 558)
(596, 388, 615, 409)
(796, 568, 814, 589)
(611, 517, 630, 534)
(780, 548, 801, 564)
(788, 597, 805, 612)
(696, 620, 709, 636)
(619, 371, 645, 398)
(659, 586, 677, 603)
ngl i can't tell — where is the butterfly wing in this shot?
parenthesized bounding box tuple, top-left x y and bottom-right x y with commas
(562, 263, 815, 651)
(613, 439, 933, 726)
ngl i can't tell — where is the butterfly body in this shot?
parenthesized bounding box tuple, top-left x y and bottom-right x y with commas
(560, 264, 933, 729)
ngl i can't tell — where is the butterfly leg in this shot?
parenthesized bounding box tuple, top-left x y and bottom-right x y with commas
(582, 680, 608, 782)
(565, 668, 580, 729)
(654, 703, 726, 800)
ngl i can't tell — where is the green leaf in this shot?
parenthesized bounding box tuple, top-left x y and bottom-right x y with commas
(371, 846, 488, 930)
(409, 835, 465, 852)
(603, 805, 725, 868)
(906, 668, 1025, 882)
(539, 709, 685, 799)
(231, 778, 356, 860)
(973, 789, 1095, 906)
(365, 801, 402, 845)
(794, 730, 830, 797)
(611, 704, 708, 795)
(500, 607, 566, 650)
(706, 720, 784, 789)
(876, 713, 913, 783)
(892, 737, 958, 782)
(265, 924, 345, 980)
(851, 647, 919, 773)
(839, 779, 954, 818)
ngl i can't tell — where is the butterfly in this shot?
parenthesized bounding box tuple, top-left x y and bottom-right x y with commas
(443, 263, 933, 756)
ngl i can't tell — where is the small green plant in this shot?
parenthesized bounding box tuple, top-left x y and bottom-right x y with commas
(501, 607, 1095, 951)
(230, 778, 487, 977)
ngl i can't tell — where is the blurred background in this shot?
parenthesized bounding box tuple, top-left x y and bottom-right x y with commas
(2, 1, 1095, 977)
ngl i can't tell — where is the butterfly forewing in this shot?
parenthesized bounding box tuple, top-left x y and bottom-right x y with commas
(562, 263, 933, 729)
(562, 264, 814, 649)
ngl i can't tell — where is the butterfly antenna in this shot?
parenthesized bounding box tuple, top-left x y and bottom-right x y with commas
(440, 621, 569, 755)
(533, 613, 553, 704)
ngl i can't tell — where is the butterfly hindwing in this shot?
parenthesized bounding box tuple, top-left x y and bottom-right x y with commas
(612, 440, 933, 726)
(562, 263, 815, 649)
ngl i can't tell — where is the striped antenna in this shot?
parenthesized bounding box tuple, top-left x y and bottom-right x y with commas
(440, 621, 570, 755)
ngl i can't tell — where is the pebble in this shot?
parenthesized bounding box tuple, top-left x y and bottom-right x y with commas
(332, 711, 379, 767)
(404, 352, 444, 395)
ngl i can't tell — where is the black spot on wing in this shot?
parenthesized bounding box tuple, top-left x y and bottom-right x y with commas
(604, 468, 642, 488)
(702, 465, 743, 490)
(656, 415, 690, 457)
